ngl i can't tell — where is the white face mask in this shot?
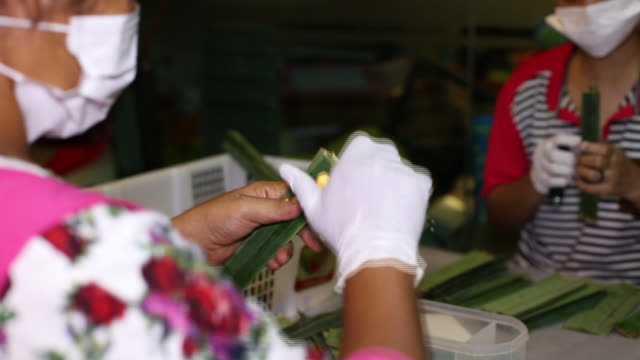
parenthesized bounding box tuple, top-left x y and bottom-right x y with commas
(546, 0, 640, 59)
(0, 6, 139, 143)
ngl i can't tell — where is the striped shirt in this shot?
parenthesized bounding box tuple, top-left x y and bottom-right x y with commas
(483, 43, 640, 285)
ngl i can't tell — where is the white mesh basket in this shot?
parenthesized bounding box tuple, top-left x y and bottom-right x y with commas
(91, 154, 340, 319)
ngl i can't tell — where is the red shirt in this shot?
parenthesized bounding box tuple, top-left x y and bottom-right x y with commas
(483, 43, 639, 197)
(482, 43, 640, 283)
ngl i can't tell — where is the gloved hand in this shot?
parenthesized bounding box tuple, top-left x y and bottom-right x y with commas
(530, 133, 581, 195)
(279, 133, 432, 292)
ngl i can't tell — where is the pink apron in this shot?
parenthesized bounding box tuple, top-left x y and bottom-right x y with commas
(0, 168, 138, 289)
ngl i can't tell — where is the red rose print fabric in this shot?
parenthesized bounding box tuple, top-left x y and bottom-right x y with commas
(42, 224, 88, 261)
(0, 202, 332, 359)
(143, 256, 184, 295)
(72, 283, 126, 326)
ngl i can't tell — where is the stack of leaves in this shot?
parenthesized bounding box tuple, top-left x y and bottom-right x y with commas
(482, 274, 588, 317)
(281, 256, 640, 358)
(419, 251, 501, 297)
(221, 130, 338, 288)
(616, 309, 640, 338)
(480, 274, 612, 331)
(564, 283, 640, 335)
(521, 283, 606, 331)
(448, 274, 532, 309)
(418, 251, 532, 307)
(417, 253, 616, 331)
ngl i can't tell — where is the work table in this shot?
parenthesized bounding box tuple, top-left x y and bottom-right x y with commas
(419, 247, 640, 360)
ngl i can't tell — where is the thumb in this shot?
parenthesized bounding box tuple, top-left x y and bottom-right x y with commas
(238, 196, 301, 225)
(279, 164, 321, 215)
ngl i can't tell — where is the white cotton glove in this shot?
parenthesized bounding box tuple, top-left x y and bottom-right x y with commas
(530, 133, 581, 195)
(279, 134, 432, 293)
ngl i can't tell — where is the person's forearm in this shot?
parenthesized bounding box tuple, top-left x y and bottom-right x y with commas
(342, 266, 428, 360)
(486, 175, 544, 230)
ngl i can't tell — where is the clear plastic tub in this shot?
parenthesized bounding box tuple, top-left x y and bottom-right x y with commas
(420, 300, 528, 360)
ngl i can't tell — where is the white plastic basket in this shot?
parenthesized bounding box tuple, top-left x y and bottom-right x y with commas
(91, 154, 339, 319)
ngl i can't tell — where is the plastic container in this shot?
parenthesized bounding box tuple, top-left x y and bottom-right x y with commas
(419, 300, 528, 360)
(91, 154, 340, 320)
